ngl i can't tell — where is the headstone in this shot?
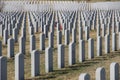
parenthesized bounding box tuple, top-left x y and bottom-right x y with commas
(72, 28, 76, 43)
(30, 35, 36, 52)
(45, 47, 53, 73)
(102, 24, 106, 37)
(29, 26, 34, 35)
(118, 32, 120, 49)
(40, 33, 45, 50)
(48, 32, 54, 48)
(56, 23, 60, 32)
(110, 62, 119, 80)
(69, 42, 76, 66)
(112, 23, 115, 33)
(105, 34, 110, 53)
(107, 25, 110, 35)
(31, 50, 40, 77)
(34, 22, 39, 33)
(79, 27, 83, 40)
(112, 33, 117, 51)
(50, 23, 54, 34)
(91, 21, 95, 30)
(58, 44, 64, 68)
(79, 73, 90, 80)
(19, 36, 25, 54)
(7, 38, 14, 58)
(79, 40, 85, 62)
(116, 22, 119, 33)
(65, 30, 69, 45)
(96, 67, 106, 80)
(15, 53, 24, 80)
(0, 25, 3, 37)
(97, 25, 100, 36)
(21, 27, 26, 41)
(57, 31, 62, 45)
(3, 29, 8, 45)
(97, 36, 102, 56)
(13, 28, 18, 42)
(62, 23, 66, 35)
(68, 22, 72, 33)
(44, 25, 48, 38)
(85, 27, 89, 40)
(0, 41, 2, 56)
(88, 38, 94, 59)
(0, 56, 7, 80)
(8, 24, 12, 36)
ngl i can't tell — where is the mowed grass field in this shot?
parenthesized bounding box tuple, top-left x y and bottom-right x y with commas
(0, 12, 119, 80)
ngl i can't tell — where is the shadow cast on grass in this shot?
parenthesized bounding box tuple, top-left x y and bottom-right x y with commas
(26, 51, 120, 80)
